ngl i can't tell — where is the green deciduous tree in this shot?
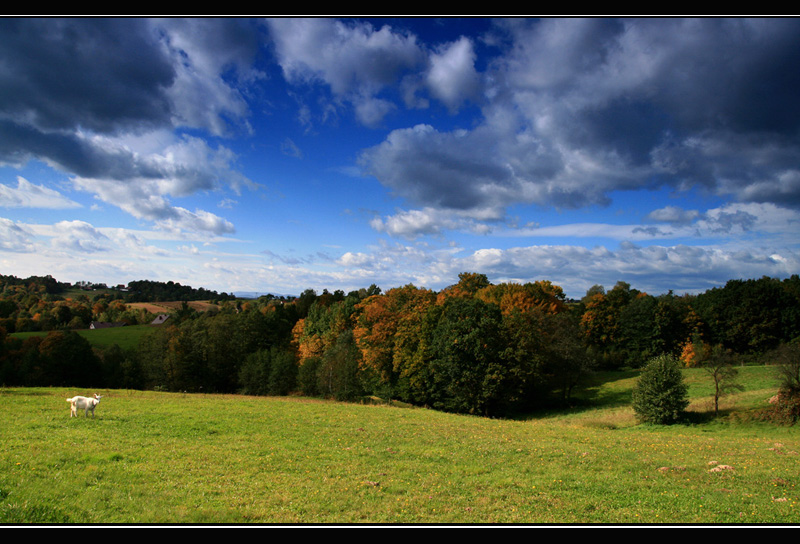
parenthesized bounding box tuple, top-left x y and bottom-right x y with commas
(318, 330, 363, 401)
(703, 345, 743, 417)
(428, 297, 506, 415)
(268, 347, 298, 396)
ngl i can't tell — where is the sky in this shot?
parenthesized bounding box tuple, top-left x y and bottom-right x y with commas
(1, 17, 799, 299)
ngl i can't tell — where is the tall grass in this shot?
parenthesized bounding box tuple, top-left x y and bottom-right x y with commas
(0, 366, 796, 524)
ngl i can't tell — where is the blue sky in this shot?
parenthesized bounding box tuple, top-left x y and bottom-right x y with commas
(1, 17, 799, 299)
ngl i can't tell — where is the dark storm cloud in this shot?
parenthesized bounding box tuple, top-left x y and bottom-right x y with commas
(0, 18, 175, 134)
(360, 18, 800, 220)
(635, 18, 800, 136)
(359, 124, 515, 213)
(0, 119, 163, 180)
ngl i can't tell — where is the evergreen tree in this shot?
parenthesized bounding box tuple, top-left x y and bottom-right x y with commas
(632, 354, 689, 424)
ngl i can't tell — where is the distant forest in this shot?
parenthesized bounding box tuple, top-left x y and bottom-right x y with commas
(1, 273, 799, 417)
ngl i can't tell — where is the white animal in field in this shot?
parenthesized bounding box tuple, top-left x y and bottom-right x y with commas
(66, 394, 103, 418)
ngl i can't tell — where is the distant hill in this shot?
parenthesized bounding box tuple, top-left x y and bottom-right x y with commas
(123, 280, 235, 303)
(233, 291, 292, 299)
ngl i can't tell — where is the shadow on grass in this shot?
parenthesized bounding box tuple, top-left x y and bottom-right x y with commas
(0, 388, 50, 396)
(578, 369, 640, 406)
(513, 369, 641, 420)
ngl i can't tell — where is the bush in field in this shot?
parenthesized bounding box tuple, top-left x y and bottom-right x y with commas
(632, 353, 689, 424)
(770, 342, 800, 425)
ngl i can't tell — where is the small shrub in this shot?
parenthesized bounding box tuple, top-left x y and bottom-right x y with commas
(769, 342, 800, 425)
(770, 390, 800, 425)
(632, 353, 689, 424)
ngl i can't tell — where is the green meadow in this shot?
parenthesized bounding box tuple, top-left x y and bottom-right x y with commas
(0, 365, 797, 525)
(10, 325, 156, 351)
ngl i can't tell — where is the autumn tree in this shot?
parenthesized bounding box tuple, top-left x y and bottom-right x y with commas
(476, 280, 567, 316)
(437, 272, 491, 301)
(293, 294, 360, 365)
(353, 284, 436, 401)
(581, 281, 639, 368)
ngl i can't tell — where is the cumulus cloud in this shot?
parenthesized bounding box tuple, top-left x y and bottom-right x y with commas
(424, 36, 480, 111)
(265, 18, 486, 126)
(0, 18, 175, 135)
(334, 238, 800, 298)
(0, 18, 259, 236)
(49, 220, 112, 253)
(370, 207, 495, 239)
(265, 18, 424, 127)
(359, 123, 518, 213)
(0, 218, 36, 252)
(156, 18, 262, 136)
(357, 18, 800, 236)
(266, 18, 423, 96)
(65, 134, 247, 235)
(73, 174, 235, 236)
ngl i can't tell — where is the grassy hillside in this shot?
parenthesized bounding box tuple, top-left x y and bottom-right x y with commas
(0, 367, 796, 525)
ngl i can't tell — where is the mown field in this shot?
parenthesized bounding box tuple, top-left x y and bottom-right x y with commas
(0, 366, 797, 525)
(10, 324, 156, 351)
(126, 300, 220, 313)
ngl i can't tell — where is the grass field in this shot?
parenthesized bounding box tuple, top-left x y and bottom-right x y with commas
(10, 325, 156, 351)
(0, 366, 797, 525)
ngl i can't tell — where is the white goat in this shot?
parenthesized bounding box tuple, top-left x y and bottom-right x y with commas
(66, 394, 103, 418)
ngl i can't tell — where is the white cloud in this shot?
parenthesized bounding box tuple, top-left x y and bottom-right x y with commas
(157, 18, 260, 137)
(645, 206, 700, 225)
(0, 217, 35, 252)
(266, 18, 424, 126)
(266, 18, 423, 95)
(0, 19, 257, 240)
(49, 220, 111, 253)
(371, 207, 496, 239)
(425, 36, 480, 111)
(69, 134, 248, 235)
(0, 176, 81, 209)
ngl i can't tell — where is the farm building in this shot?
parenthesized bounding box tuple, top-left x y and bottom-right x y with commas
(90, 321, 127, 329)
(151, 314, 170, 325)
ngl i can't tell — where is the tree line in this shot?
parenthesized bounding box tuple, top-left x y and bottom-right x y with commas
(1, 273, 799, 418)
(0, 275, 237, 333)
